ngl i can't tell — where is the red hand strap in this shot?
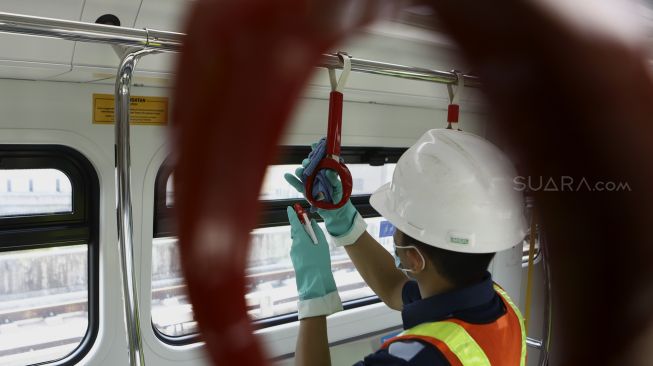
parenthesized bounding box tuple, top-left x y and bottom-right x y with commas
(305, 91, 353, 210)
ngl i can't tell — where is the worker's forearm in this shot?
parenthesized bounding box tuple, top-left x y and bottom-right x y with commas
(345, 231, 407, 310)
(295, 316, 331, 366)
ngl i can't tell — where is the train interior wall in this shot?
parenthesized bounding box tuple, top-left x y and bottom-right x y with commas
(0, 13, 547, 366)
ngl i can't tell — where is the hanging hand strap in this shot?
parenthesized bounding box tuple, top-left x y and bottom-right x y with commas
(305, 53, 353, 210)
(446, 70, 464, 130)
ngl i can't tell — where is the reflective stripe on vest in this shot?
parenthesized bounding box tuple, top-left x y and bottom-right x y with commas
(381, 284, 527, 366)
(399, 321, 491, 365)
(493, 284, 527, 366)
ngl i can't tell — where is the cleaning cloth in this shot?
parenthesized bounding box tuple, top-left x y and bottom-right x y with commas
(301, 138, 341, 209)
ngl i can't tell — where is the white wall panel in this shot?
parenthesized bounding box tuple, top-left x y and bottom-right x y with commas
(281, 96, 487, 147)
(51, 65, 173, 86)
(0, 59, 70, 80)
(490, 244, 525, 309)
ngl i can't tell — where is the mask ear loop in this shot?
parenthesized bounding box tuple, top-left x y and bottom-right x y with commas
(396, 245, 427, 273)
(414, 247, 426, 272)
(446, 70, 464, 131)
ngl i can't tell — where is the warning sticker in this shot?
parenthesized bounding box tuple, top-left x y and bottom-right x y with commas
(93, 94, 168, 126)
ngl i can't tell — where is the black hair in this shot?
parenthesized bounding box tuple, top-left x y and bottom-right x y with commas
(402, 233, 495, 288)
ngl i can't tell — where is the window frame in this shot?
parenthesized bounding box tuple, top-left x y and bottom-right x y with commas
(0, 145, 100, 366)
(152, 145, 406, 345)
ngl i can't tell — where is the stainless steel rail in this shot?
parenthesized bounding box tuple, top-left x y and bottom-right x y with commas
(320, 53, 480, 87)
(115, 48, 160, 366)
(0, 11, 479, 87)
(0, 12, 181, 51)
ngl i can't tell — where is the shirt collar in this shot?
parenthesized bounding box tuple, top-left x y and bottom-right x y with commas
(401, 272, 496, 329)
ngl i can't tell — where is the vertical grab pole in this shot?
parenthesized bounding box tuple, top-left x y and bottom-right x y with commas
(522, 197, 551, 365)
(538, 229, 552, 366)
(115, 48, 157, 366)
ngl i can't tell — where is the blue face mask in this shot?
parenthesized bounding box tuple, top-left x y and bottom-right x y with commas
(393, 245, 426, 274)
(394, 252, 402, 269)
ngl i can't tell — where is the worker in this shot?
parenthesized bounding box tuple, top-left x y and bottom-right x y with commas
(284, 128, 528, 365)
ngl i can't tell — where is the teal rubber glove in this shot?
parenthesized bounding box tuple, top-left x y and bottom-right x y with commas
(287, 206, 343, 319)
(284, 144, 367, 246)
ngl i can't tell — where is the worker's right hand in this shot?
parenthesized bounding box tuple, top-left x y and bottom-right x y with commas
(284, 144, 367, 247)
(287, 207, 343, 319)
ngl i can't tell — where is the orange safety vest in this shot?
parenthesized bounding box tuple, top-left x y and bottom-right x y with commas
(381, 285, 527, 366)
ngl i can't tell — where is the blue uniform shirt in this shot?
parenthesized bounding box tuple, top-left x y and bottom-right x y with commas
(352, 272, 505, 365)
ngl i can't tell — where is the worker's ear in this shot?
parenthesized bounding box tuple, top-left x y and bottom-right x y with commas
(406, 247, 427, 274)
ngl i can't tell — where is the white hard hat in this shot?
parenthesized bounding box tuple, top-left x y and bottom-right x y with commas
(370, 129, 526, 253)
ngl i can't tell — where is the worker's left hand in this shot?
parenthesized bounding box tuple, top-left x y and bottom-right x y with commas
(287, 206, 343, 319)
(284, 142, 367, 247)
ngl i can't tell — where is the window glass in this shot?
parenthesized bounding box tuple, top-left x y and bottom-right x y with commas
(259, 164, 396, 200)
(522, 231, 541, 266)
(0, 169, 72, 217)
(247, 217, 395, 319)
(165, 175, 174, 208)
(151, 237, 196, 336)
(259, 165, 305, 201)
(0, 245, 88, 366)
(0, 149, 98, 364)
(348, 164, 396, 196)
(151, 217, 394, 337)
(165, 164, 397, 205)
(154, 159, 398, 338)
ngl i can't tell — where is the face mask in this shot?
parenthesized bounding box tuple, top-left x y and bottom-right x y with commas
(394, 245, 426, 274)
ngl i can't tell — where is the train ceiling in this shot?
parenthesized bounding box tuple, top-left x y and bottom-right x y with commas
(0, 1, 458, 85)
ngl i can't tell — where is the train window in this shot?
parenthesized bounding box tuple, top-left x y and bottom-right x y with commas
(260, 165, 305, 201)
(522, 230, 541, 267)
(152, 146, 406, 343)
(165, 174, 174, 207)
(245, 217, 394, 320)
(260, 164, 396, 200)
(0, 146, 99, 366)
(0, 169, 73, 217)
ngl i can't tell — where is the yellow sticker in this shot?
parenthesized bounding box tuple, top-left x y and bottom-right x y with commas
(93, 94, 168, 126)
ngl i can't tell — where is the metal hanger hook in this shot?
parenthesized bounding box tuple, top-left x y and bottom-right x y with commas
(446, 70, 465, 105)
(329, 52, 352, 93)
